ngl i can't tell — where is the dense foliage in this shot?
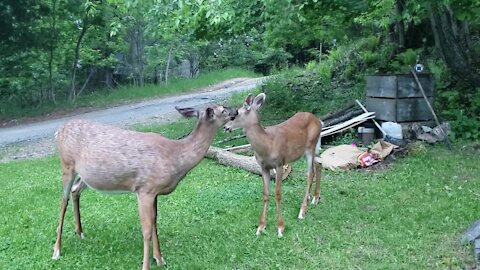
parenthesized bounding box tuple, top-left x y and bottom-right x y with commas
(1, 0, 479, 138)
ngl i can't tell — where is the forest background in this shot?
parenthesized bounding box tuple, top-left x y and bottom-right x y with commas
(1, 0, 479, 139)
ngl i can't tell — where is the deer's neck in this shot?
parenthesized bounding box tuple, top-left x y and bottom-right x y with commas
(176, 120, 216, 172)
(243, 119, 272, 157)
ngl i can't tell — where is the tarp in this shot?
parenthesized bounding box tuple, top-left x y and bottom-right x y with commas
(369, 140, 399, 160)
(320, 140, 399, 170)
(320, 145, 364, 170)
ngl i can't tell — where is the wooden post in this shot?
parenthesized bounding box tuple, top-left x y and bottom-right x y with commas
(410, 67, 453, 150)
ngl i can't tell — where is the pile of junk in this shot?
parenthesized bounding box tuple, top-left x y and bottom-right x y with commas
(319, 71, 452, 171)
(206, 70, 452, 176)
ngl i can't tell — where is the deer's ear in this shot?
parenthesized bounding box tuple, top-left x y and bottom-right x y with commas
(253, 93, 266, 109)
(205, 107, 214, 119)
(244, 93, 254, 111)
(175, 106, 199, 118)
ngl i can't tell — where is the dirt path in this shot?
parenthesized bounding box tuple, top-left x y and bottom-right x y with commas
(0, 77, 265, 163)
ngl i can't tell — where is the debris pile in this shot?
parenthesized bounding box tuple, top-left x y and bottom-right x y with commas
(320, 140, 399, 171)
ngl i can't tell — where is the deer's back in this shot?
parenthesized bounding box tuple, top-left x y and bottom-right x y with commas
(266, 112, 321, 143)
(56, 119, 175, 192)
(263, 112, 321, 164)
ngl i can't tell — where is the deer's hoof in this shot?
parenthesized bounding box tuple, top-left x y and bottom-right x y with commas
(154, 256, 167, 267)
(256, 225, 266, 236)
(298, 210, 305, 219)
(277, 227, 284, 238)
(52, 249, 60, 260)
(311, 196, 320, 205)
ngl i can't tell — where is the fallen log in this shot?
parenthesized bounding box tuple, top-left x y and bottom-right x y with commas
(216, 134, 246, 144)
(206, 146, 291, 180)
(224, 144, 251, 152)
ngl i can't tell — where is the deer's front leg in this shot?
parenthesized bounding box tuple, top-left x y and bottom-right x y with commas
(137, 193, 156, 270)
(256, 168, 270, 236)
(274, 166, 285, 237)
(152, 195, 166, 267)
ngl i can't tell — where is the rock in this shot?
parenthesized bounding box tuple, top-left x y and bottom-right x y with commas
(476, 239, 480, 260)
(460, 219, 480, 245)
(417, 133, 438, 144)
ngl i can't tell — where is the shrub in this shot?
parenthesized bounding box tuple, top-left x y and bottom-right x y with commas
(259, 68, 363, 122)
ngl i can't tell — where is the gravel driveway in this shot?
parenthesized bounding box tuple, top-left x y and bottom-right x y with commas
(0, 77, 265, 163)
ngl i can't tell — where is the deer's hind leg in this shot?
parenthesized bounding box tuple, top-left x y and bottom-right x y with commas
(274, 166, 285, 237)
(52, 160, 77, 260)
(299, 150, 315, 220)
(71, 177, 87, 239)
(311, 161, 322, 205)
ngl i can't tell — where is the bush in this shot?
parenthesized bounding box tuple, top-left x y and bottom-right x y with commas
(438, 87, 480, 141)
(200, 30, 292, 75)
(450, 111, 480, 140)
(259, 68, 363, 122)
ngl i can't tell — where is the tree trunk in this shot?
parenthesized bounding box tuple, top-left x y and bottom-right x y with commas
(103, 33, 114, 89)
(428, 3, 480, 87)
(206, 146, 292, 180)
(69, 15, 89, 101)
(319, 42, 323, 63)
(76, 67, 95, 98)
(395, 0, 405, 52)
(206, 146, 266, 176)
(47, 0, 57, 104)
(187, 52, 199, 78)
(104, 67, 113, 88)
(165, 47, 172, 85)
(128, 22, 145, 87)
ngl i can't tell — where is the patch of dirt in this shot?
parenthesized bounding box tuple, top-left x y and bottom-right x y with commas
(0, 137, 56, 163)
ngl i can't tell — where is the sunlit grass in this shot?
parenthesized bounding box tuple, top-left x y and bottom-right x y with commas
(1, 118, 479, 269)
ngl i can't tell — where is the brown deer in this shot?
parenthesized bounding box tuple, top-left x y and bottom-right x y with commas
(52, 105, 237, 270)
(224, 93, 322, 237)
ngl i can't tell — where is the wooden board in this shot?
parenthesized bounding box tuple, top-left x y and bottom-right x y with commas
(366, 97, 434, 122)
(366, 75, 397, 98)
(366, 74, 434, 98)
(397, 74, 434, 98)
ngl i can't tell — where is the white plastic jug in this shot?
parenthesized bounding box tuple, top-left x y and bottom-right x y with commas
(381, 122, 403, 139)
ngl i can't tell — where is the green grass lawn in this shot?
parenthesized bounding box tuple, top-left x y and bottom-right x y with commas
(0, 119, 479, 269)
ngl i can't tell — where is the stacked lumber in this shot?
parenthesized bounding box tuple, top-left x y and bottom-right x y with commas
(321, 112, 376, 137)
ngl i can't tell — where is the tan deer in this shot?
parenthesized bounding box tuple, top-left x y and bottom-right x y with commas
(224, 93, 322, 237)
(52, 105, 238, 270)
